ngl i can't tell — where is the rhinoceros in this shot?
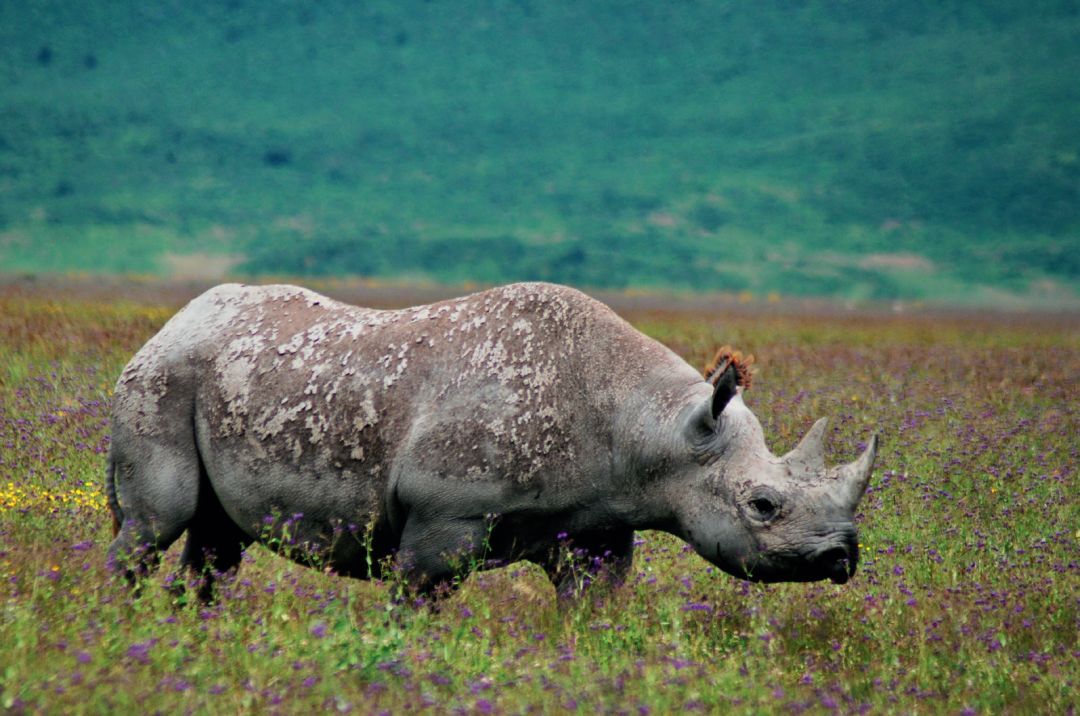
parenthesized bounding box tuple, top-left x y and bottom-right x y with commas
(107, 282, 877, 601)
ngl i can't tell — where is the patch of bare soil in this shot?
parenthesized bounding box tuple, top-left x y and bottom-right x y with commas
(857, 253, 935, 271)
(161, 252, 245, 281)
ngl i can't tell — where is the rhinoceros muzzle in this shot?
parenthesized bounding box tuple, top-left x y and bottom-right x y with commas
(737, 535, 860, 584)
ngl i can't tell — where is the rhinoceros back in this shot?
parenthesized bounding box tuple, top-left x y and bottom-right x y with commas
(112, 282, 693, 540)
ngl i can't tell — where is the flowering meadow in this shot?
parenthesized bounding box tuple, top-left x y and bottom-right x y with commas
(1, 284, 1076, 714)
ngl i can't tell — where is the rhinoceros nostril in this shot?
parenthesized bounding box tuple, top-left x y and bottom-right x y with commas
(818, 547, 848, 564)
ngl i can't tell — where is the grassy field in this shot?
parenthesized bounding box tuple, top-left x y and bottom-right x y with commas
(0, 281, 1076, 713)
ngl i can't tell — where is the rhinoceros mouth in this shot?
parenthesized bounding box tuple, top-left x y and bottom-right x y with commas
(815, 546, 856, 584)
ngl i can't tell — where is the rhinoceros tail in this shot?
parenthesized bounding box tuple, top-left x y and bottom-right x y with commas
(106, 447, 122, 537)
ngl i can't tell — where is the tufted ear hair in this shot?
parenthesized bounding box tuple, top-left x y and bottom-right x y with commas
(704, 345, 752, 422)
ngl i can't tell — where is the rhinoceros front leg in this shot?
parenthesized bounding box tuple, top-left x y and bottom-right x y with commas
(541, 527, 635, 603)
(395, 514, 491, 601)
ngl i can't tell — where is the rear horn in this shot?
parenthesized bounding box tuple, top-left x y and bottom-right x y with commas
(783, 417, 828, 474)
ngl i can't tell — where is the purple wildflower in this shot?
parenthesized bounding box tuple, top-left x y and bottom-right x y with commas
(681, 602, 712, 613)
(125, 638, 156, 664)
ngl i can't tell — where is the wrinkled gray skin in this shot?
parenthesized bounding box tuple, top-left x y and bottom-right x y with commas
(107, 282, 877, 601)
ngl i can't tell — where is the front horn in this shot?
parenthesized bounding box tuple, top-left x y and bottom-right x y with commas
(831, 435, 879, 509)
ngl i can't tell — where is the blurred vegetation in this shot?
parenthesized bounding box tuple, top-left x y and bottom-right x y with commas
(1, 0, 1078, 305)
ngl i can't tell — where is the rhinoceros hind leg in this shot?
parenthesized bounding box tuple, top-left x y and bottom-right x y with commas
(106, 429, 201, 591)
(176, 476, 253, 603)
(107, 521, 167, 589)
(542, 527, 634, 603)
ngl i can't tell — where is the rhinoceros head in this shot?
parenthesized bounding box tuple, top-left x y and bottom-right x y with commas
(669, 358, 878, 585)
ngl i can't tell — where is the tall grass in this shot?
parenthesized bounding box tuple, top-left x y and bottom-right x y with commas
(0, 289, 1076, 713)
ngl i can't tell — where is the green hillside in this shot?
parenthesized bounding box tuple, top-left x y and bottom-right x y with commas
(1, 1, 1078, 306)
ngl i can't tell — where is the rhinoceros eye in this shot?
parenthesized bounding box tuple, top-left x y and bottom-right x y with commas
(749, 497, 778, 520)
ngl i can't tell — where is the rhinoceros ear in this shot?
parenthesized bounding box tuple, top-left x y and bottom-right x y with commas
(686, 364, 740, 461)
(708, 361, 739, 422)
(686, 361, 740, 449)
